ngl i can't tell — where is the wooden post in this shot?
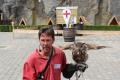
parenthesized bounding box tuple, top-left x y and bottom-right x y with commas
(11, 21, 14, 39)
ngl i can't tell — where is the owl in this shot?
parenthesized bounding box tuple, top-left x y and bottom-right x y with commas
(70, 42, 88, 63)
(59, 42, 108, 63)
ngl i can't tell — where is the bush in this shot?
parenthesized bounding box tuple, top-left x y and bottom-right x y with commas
(0, 25, 13, 32)
(83, 25, 120, 31)
(13, 25, 52, 30)
(1, 24, 120, 31)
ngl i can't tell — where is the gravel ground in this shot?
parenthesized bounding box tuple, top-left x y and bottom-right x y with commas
(0, 31, 120, 80)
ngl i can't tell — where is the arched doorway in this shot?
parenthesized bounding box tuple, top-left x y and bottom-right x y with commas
(48, 19, 54, 25)
(108, 16, 119, 25)
(19, 17, 27, 26)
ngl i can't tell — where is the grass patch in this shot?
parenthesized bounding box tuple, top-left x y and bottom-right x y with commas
(83, 25, 120, 31)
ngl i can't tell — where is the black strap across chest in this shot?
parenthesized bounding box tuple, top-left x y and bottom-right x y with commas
(36, 47, 54, 80)
(41, 47, 54, 74)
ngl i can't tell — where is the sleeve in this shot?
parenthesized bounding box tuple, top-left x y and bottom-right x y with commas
(23, 62, 37, 80)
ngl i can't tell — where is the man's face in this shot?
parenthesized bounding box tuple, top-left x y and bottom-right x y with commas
(39, 33, 54, 54)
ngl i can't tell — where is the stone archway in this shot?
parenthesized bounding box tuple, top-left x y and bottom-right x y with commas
(78, 16, 89, 25)
(108, 16, 119, 25)
(19, 17, 27, 26)
(48, 19, 54, 25)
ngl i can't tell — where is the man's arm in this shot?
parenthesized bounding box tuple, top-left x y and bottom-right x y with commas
(23, 62, 36, 80)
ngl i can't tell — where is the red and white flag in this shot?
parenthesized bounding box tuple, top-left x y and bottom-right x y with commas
(62, 9, 71, 28)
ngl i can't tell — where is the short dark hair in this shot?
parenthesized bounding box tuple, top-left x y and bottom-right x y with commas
(38, 27, 55, 40)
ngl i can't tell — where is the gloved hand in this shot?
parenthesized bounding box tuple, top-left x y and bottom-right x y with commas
(62, 63, 77, 78)
(63, 63, 88, 79)
(76, 63, 88, 72)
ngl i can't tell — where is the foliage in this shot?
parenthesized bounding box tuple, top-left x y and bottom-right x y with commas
(1, 24, 120, 32)
(83, 25, 120, 31)
(14, 25, 52, 30)
(0, 25, 13, 32)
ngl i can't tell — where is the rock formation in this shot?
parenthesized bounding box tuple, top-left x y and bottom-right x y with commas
(0, 0, 120, 25)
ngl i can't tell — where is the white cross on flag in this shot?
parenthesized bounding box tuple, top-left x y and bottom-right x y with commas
(62, 9, 71, 28)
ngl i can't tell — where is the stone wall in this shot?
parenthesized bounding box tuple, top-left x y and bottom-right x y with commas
(0, 0, 120, 25)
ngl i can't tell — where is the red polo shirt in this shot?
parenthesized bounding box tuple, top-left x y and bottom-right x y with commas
(23, 47, 66, 80)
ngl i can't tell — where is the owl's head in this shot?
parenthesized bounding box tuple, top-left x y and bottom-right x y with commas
(70, 42, 88, 63)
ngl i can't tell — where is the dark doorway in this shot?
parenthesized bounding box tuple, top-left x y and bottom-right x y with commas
(48, 20, 53, 25)
(109, 17, 118, 25)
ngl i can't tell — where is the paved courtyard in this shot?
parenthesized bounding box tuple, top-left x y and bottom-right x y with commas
(0, 31, 120, 80)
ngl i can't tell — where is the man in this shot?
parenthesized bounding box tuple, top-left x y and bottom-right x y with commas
(23, 27, 87, 80)
(23, 27, 67, 80)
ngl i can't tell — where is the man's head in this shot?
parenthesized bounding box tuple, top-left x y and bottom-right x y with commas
(38, 27, 55, 54)
(38, 27, 55, 40)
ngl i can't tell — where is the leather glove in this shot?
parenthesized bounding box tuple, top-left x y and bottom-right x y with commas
(76, 63, 88, 72)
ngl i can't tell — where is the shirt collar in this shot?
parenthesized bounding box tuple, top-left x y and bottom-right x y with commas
(36, 48, 55, 60)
